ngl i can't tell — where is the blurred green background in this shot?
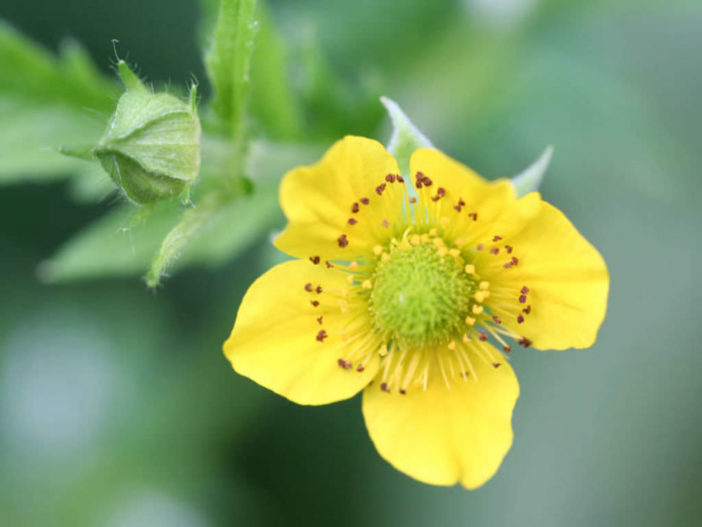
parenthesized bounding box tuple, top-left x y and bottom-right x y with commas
(1, 0, 701, 525)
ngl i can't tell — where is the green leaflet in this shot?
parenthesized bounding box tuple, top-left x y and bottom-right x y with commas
(0, 23, 118, 194)
(248, 5, 302, 140)
(204, 0, 259, 136)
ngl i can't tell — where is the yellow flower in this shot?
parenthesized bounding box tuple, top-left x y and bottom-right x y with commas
(223, 136, 608, 489)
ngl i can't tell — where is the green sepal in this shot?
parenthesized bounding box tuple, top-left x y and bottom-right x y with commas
(381, 96, 434, 178)
(510, 146, 554, 197)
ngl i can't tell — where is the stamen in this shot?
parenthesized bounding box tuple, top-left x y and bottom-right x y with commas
(351, 202, 360, 213)
(315, 285, 323, 294)
(304, 283, 313, 292)
(347, 218, 357, 225)
(310, 256, 320, 265)
(360, 197, 370, 205)
(337, 234, 349, 248)
(316, 330, 328, 342)
(468, 212, 478, 221)
(376, 183, 387, 195)
(518, 337, 532, 348)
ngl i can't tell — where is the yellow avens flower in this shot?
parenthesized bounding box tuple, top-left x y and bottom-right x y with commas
(224, 136, 608, 489)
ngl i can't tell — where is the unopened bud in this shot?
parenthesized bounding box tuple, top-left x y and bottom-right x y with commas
(94, 61, 201, 204)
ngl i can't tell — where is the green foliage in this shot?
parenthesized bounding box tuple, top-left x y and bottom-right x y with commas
(0, 23, 118, 190)
(248, 5, 302, 140)
(204, 0, 259, 136)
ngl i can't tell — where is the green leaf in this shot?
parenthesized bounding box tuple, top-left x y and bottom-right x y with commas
(0, 22, 119, 195)
(248, 5, 302, 139)
(510, 146, 553, 197)
(0, 22, 117, 111)
(204, 0, 259, 136)
(381, 96, 433, 178)
(39, 201, 183, 283)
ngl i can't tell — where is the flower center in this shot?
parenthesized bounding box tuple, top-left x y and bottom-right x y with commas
(369, 242, 476, 348)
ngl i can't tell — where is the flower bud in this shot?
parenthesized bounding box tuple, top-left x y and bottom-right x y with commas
(94, 61, 201, 204)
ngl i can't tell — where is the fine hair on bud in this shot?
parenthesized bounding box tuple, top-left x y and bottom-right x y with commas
(93, 60, 201, 205)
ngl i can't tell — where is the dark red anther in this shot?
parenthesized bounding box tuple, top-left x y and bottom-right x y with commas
(380, 382, 390, 393)
(476, 243, 484, 251)
(337, 358, 346, 368)
(310, 300, 319, 307)
(521, 286, 529, 294)
(511, 256, 519, 266)
(337, 234, 349, 248)
(519, 294, 527, 304)
(399, 388, 407, 395)
(468, 212, 478, 221)
(493, 363, 502, 368)
(316, 330, 328, 342)
(479, 332, 488, 342)
(356, 364, 365, 372)
(409, 197, 417, 204)
(348, 218, 357, 226)
(325, 260, 334, 268)
(503, 345, 512, 353)
(376, 183, 387, 195)
(351, 202, 360, 213)
(385, 174, 396, 183)
(490, 247, 500, 255)
(523, 305, 531, 315)
(360, 197, 370, 205)
(504, 245, 513, 253)
(422, 176, 432, 187)
(381, 219, 390, 228)
(397, 175, 405, 183)
(304, 283, 313, 292)
(492, 315, 502, 324)
(315, 285, 323, 294)
(517, 314, 525, 324)
(310, 256, 320, 264)
(518, 337, 532, 348)
(504, 262, 513, 269)
(492, 235, 502, 242)
(316, 316, 323, 325)
(431, 187, 446, 202)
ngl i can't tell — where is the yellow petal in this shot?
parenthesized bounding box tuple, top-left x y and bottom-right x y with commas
(409, 148, 516, 244)
(362, 347, 519, 489)
(275, 136, 404, 260)
(224, 259, 381, 405)
(482, 198, 609, 350)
